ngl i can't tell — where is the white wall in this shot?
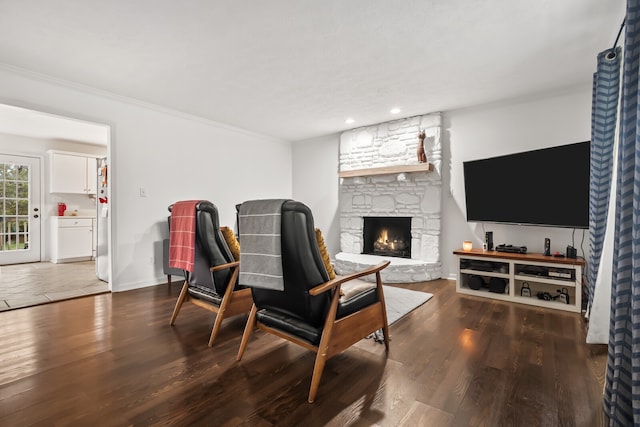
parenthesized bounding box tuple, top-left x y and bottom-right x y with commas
(0, 133, 107, 260)
(0, 67, 292, 291)
(443, 88, 592, 278)
(292, 133, 340, 257)
(292, 87, 592, 280)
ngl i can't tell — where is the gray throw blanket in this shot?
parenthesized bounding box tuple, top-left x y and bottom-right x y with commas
(238, 199, 289, 291)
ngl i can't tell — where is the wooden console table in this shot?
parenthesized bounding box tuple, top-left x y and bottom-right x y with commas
(453, 248, 585, 313)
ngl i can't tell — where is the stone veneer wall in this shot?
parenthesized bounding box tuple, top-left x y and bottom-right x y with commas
(337, 112, 442, 281)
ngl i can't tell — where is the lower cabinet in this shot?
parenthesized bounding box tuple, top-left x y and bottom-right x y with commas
(50, 217, 94, 263)
(454, 249, 585, 313)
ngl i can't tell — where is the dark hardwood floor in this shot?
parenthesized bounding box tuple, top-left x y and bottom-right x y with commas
(0, 279, 608, 426)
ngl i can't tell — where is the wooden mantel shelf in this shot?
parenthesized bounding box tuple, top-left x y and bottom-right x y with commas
(338, 163, 433, 178)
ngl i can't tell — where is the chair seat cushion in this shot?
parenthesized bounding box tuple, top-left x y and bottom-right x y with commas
(336, 280, 379, 319)
(339, 278, 376, 300)
(188, 285, 223, 305)
(257, 281, 379, 346)
(257, 309, 323, 345)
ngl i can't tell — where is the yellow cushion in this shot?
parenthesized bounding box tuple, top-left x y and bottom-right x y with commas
(220, 226, 240, 261)
(315, 228, 336, 280)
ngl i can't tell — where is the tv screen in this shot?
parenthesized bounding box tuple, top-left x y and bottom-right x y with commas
(463, 141, 590, 229)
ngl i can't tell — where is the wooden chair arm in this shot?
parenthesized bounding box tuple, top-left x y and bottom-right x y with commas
(210, 260, 240, 272)
(309, 261, 390, 296)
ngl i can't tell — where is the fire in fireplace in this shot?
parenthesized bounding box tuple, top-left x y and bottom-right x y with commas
(362, 217, 411, 258)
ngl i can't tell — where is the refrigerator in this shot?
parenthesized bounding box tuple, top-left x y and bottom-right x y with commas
(96, 157, 109, 282)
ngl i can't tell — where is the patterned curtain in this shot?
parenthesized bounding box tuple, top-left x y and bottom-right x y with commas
(604, 1, 640, 424)
(589, 47, 620, 315)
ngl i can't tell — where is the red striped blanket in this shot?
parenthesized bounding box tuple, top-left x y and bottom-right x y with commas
(169, 200, 200, 272)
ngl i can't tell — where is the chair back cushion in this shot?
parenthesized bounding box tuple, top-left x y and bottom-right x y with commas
(247, 201, 331, 328)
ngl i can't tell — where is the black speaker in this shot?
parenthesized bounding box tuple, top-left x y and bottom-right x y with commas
(488, 277, 506, 294)
(468, 275, 483, 290)
(485, 231, 494, 251)
(544, 238, 551, 256)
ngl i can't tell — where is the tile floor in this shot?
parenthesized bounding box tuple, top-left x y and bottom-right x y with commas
(0, 260, 110, 311)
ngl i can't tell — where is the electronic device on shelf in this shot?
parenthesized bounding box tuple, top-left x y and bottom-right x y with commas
(460, 259, 495, 271)
(537, 291, 553, 301)
(495, 244, 528, 254)
(548, 269, 573, 279)
(519, 266, 547, 277)
(488, 277, 507, 294)
(485, 231, 494, 251)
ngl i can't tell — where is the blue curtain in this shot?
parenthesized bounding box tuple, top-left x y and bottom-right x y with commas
(589, 47, 620, 314)
(604, 1, 640, 424)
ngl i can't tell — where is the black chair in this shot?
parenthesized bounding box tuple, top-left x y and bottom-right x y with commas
(235, 200, 390, 403)
(169, 201, 253, 347)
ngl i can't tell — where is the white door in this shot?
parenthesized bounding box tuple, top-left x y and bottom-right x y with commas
(0, 154, 41, 265)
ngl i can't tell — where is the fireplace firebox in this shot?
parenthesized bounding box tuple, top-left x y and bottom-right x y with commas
(362, 217, 411, 258)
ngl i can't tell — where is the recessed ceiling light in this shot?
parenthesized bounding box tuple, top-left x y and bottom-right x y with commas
(390, 108, 401, 114)
(345, 118, 355, 124)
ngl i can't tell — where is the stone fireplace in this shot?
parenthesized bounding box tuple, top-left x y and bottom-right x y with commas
(335, 112, 442, 283)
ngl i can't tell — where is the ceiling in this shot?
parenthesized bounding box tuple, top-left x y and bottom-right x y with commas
(0, 1, 626, 142)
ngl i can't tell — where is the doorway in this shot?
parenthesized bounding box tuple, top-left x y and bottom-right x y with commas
(0, 103, 111, 308)
(0, 154, 41, 265)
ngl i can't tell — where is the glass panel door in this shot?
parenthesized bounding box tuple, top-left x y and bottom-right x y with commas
(0, 154, 41, 265)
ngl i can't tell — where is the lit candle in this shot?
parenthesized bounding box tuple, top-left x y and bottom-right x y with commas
(463, 240, 473, 251)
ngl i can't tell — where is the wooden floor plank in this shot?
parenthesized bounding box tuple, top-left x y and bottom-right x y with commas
(0, 279, 608, 426)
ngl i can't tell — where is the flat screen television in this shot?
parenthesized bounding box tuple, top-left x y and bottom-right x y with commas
(463, 141, 590, 229)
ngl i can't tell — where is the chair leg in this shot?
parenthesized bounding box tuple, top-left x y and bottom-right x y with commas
(309, 351, 328, 403)
(376, 271, 391, 351)
(382, 323, 390, 350)
(208, 266, 240, 347)
(307, 285, 340, 403)
(208, 310, 225, 347)
(169, 282, 189, 325)
(236, 304, 258, 361)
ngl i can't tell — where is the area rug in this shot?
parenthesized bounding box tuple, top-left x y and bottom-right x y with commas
(383, 285, 433, 325)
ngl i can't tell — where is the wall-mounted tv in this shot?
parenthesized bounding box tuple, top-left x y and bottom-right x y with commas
(463, 141, 590, 229)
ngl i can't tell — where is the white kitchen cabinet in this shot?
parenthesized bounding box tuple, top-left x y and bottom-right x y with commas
(86, 157, 98, 195)
(49, 151, 98, 195)
(50, 217, 94, 263)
